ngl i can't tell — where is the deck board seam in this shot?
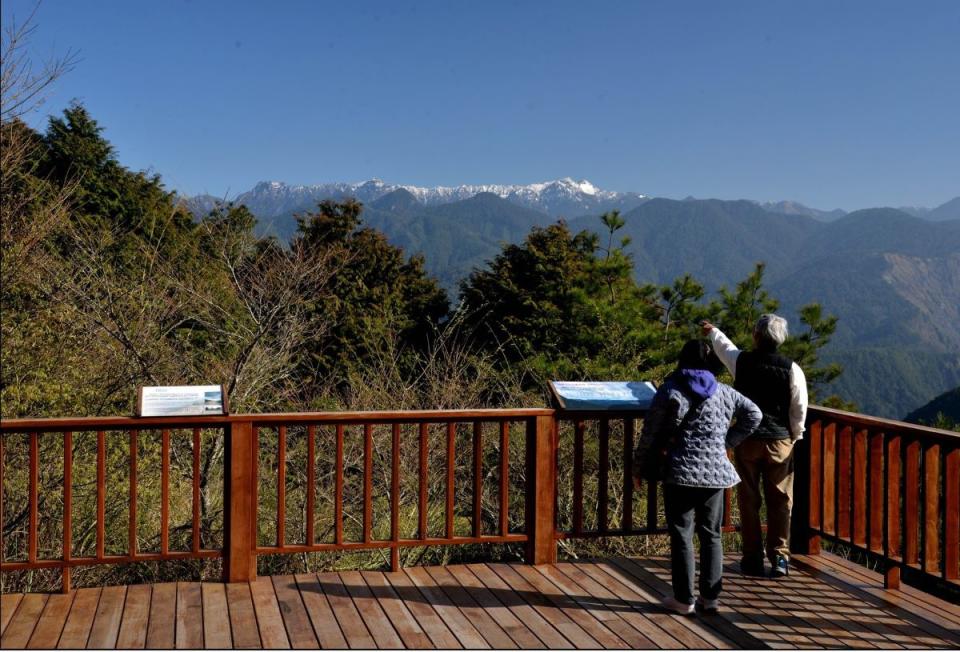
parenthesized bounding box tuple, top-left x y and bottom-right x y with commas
(608, 557, 747, 649)
(464, 563, 573, 649)
(792, 554, 960, 642)
(535, 562, 657, 649)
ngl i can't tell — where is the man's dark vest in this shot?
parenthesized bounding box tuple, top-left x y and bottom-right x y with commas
(734, 350, 793, 439)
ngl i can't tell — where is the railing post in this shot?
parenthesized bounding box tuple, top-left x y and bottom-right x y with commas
(791, 427, 820, 555)
(525, 414, 557, 565)
(224, 420, 257, 582)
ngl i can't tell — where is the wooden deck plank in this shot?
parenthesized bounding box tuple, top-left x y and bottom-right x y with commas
(536, 563, 657, 650)
(115, 584, 151, 649)
(0, 594, 24, 637)
(576, 562, 708, 650)
(793, 554, 960, 644)
(464, 564, 572, 649)
(270, 575, 319, 649)
(25, 592, 74, 649)
(401, 566, 490, 649)
(632, 556, 807, 649)
(597, 558, 741, 650)
(86, 585, 127, 650)
(340, 570, 404, 649)
(360, 571, 435, 649)
(57, 587, 101, 649)
(0, 593, 47, 649)
(445, 565, 546, 649)
(316, 571, 376, 649)
(719, 559, 904, 649)
(713, 562, 881, 649)
(645, 558, 829, 648)
(381, 569, 464, 649)
(293, 573, 347, 649)
(780, 576, 932, 648)
(507, 563, 629, 649)
(3, 553, 958, 650)
(486, 562, 601, 649)
(225, 583, 262, 650)
(145, 583, 176, 649)
(175, 582, 204, 650)
(804, 552, 960, 625)
(789, 555, 958, 647)
(421, 565, 518, 649)
(249, 576, 291, 649)
(201, 583, 233, 649)
(555, 561, 687, 649)
(644, 556, 827, 647)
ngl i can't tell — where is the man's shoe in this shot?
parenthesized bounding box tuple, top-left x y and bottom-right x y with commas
(740, 557, 765, 577)
(696, 598, 720, 614)
(662, 596, 695, 615)
(771, 555, 789, 578)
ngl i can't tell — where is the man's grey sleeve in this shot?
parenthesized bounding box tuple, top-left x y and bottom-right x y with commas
(789, 362, 809, 440)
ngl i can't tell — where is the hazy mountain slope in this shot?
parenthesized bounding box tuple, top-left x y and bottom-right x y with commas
(769, 211, 960, 417)
(828, 350, 960, 420)
(927, 196, 960, 221)
(570, 198, 821, 288)
(361, 193, 555, 286)
(760, 200, 847, 221)
(904, 386, 960, 425)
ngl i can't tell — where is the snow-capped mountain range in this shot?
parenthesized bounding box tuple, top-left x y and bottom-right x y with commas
(186, 177, 649, 219)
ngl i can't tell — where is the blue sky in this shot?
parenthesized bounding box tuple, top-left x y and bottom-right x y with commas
(5, 0, 958, 209)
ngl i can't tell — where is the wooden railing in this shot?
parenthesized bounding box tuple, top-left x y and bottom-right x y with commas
(1, 406, 956, 596)
(0, 410, 556, 591)
(803, 405, 959, 590)
(554, 414, 738, 541)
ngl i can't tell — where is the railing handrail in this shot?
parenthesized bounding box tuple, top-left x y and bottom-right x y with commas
(807, 405, 959, 441)
(4, 404, 954, 436)
(0, 408, 557, 433)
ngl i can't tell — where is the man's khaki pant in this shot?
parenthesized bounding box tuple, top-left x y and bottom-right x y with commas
(734, 438, 795, 563)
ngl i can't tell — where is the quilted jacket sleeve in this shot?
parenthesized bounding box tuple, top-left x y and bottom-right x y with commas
(634, 387, 683, 472)
(725, 387, 762, 449)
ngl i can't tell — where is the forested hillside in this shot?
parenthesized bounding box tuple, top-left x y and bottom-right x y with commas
(3, 104, 846, 421)
(196, 184, 959, 418)
(904, 386, 960, 428)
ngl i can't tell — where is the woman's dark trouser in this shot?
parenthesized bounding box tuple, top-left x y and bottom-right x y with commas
(664, 483, 725, 604)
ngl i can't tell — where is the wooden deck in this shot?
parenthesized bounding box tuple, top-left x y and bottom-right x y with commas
(1, 552, 958, 650)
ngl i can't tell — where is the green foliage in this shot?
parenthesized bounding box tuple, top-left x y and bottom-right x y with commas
(293, 199, 449, 394)
(904, 386, 960, 430)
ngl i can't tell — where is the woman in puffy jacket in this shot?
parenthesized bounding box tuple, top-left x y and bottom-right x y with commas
(634, 339, 762, 615)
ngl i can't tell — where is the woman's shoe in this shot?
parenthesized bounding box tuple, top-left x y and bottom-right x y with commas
(662, 596, 696, 615)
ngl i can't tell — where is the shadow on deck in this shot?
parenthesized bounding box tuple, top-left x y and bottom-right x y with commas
(1, 552, 958, 649)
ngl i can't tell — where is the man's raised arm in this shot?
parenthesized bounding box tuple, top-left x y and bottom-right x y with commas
(701, 320, 740, 379)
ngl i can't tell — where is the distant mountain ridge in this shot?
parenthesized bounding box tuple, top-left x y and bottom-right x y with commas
(186, 177, 650, 221)
(186, 178, 958, 226)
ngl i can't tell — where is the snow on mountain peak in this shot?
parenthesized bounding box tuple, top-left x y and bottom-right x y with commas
(217, 177, 647, 219)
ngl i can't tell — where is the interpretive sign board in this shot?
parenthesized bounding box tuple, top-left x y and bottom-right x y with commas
(137, 384, 229, 417)
(548, 380, 657, 412)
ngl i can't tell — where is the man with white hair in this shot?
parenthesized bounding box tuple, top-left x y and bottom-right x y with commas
(701, 314, 808, 577)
